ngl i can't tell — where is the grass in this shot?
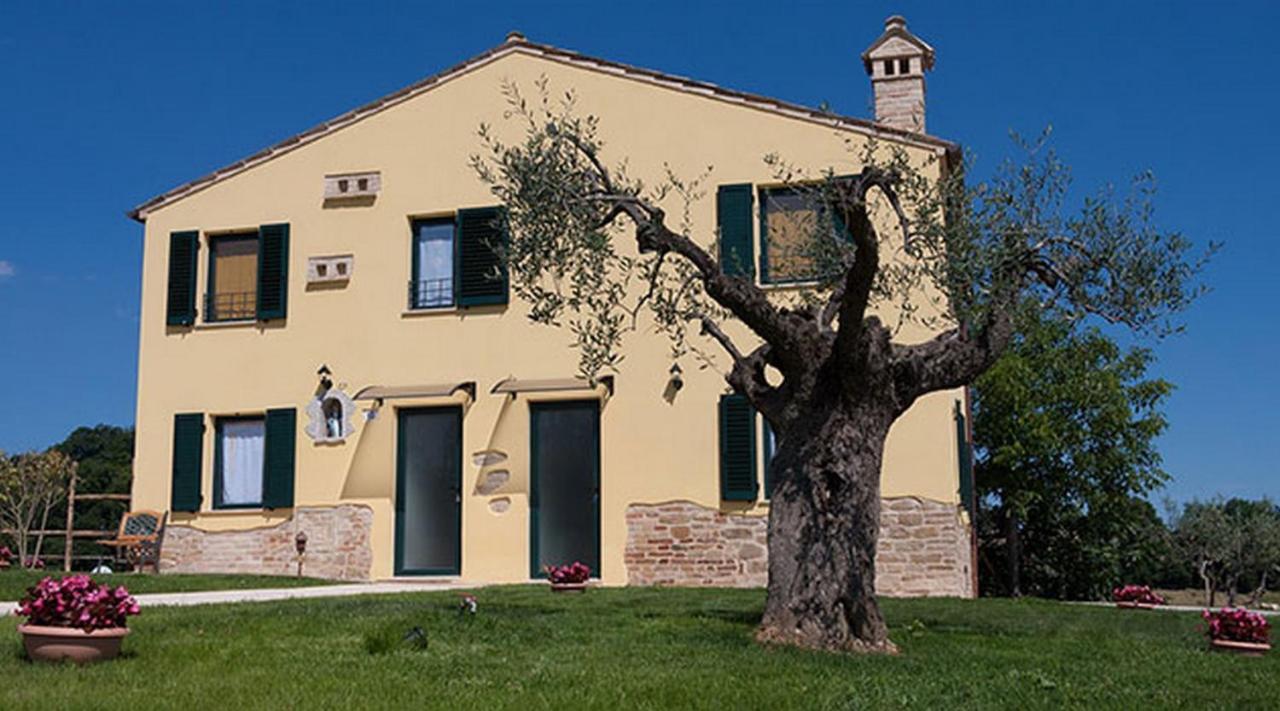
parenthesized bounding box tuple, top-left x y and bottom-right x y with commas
(1, 586, 1276, 709)
(0, 569, 329, 602)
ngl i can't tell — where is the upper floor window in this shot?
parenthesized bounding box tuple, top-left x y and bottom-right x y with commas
(410, 218, 455, 309)
(760, 187, 824, 284)
(207, 233, 259, 321)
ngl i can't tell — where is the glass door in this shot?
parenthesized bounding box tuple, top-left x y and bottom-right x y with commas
(530, 400, 601, 577)
(395, 407, 462, 575)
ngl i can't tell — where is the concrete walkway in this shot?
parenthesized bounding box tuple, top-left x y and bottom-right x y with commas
(1076, 600, 1280, 617)
(0, 580, 479, 616)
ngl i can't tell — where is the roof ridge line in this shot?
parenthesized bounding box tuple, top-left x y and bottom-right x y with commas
(128, 37, 957, 223)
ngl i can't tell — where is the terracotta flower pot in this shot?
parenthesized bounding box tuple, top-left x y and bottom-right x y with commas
(550, 582, 588, 593)
(19, 624, 130, 664)
(1210, 639, 1271, 657)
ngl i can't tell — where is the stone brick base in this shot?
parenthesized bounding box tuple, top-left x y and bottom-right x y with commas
(624, 497, 973, 597)
(160, 504, 373, 581)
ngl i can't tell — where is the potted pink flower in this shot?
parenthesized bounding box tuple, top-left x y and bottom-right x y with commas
(1203, 608, 1271, 656)
(15, 575, 140, 663)
(545, 562, 592, 592)
(1112, 584, 1166, 610)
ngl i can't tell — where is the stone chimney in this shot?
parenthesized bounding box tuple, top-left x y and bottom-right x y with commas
(862, 15, 935, 133)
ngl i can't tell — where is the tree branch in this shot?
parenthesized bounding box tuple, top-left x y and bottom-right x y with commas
(832, 169, 911, 384)
(562, 130, 813, 373)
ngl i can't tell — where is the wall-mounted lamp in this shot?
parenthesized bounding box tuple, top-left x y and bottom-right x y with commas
(317, 364, 333, 393)
(663, 363, 684, 404)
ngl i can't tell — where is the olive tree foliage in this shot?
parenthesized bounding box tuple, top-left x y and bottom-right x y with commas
(0, 449, 76, 566)
(473, 81, 1210, 387)
(1172, 498, 1280, 607)
(471, 78, 1213, 653)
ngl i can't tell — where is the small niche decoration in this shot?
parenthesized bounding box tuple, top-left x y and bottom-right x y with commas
(306, 386, 357, 444)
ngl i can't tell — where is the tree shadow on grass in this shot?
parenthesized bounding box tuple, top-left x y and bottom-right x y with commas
(693, 607, 762, 626)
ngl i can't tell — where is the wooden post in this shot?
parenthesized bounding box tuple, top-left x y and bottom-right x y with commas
(63, 470, 77, 572)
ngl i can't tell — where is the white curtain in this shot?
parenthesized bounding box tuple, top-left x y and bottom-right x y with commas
(416, 222, 454, 307)
(221, 420, 265, 505)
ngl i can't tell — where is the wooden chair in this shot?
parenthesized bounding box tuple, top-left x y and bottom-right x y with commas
(98, 510, 168, 573)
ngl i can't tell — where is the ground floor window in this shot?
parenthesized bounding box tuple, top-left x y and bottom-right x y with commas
(215, 417, 265, 508)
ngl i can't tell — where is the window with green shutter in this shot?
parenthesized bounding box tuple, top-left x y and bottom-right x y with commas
(456, 206, 508, 307)
(263, 408, 297, 510)
(166, 231, 199, 326)
(955, 402, 974, 515)
(213, 416, 265, 509)
(171, 413, 204, 512)
(256, 223, 289, 320)
(717, 184, 754, 278)
(719, 393, 758, 501)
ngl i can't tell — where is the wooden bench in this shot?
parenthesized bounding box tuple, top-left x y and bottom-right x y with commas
(98, 510, 167, 573)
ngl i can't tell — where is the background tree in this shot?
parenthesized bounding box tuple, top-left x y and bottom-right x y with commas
(1172, 498, 1280, 606)
(972, 309, 1173, 599)
(49, 425, 134, 567)
(0, 449, 76, 566)
(474, 84, 1212, 653)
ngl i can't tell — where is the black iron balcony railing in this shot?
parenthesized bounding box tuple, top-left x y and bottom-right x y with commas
(408, 278, 454, 309)
(206, 290, 256, 322)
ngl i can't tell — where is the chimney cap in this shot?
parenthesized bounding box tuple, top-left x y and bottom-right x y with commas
(861, 14, 935, 73)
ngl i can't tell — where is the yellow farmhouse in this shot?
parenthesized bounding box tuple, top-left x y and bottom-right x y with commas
(128, 17, 976, 596)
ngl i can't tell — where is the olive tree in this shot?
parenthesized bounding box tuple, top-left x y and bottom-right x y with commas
(0, 450, 76, 566)
(473, 82, 1212, 653)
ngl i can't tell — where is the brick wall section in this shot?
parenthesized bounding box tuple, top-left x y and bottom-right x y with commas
(160, 504, 373, 581)
(625, 497, 973, 597)
(873, 78, 926, 133)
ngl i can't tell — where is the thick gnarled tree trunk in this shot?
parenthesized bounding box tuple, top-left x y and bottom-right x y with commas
(757, 400, 896, 653)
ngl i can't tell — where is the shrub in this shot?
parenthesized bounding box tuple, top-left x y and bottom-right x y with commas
(1112, 584, 1166, 605)
(1203, 608, 1271, 645)
(16, 575, 140, 631)
(545, 562, 591, 584)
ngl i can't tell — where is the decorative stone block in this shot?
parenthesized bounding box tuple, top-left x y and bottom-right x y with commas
(159, 504, 373, 581)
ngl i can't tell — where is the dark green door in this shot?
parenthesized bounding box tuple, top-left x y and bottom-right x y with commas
(395, 407, 462, 575)
(530, 400, 600, 578)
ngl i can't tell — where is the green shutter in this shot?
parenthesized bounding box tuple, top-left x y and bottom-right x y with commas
(171, 413, 204, 512)
(955, 402, 974, 515)
(165, 231, 199, 326)
(263, 408, 296, 510)
(762, 419, 776, 499)
(719, 393, 758, 501)
(717, 184, 754, 278)
(256, 223, 289, 320)
(456, 206, 508, 307)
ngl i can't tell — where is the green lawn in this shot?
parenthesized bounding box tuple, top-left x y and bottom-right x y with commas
(2, 587, 1275, 709)
(0, 569, 329, 602)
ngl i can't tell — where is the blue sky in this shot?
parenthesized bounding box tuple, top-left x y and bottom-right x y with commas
(0, 1, 1275, 505)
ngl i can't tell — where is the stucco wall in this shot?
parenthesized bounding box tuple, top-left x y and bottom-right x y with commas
(131, 47, 966, 586)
